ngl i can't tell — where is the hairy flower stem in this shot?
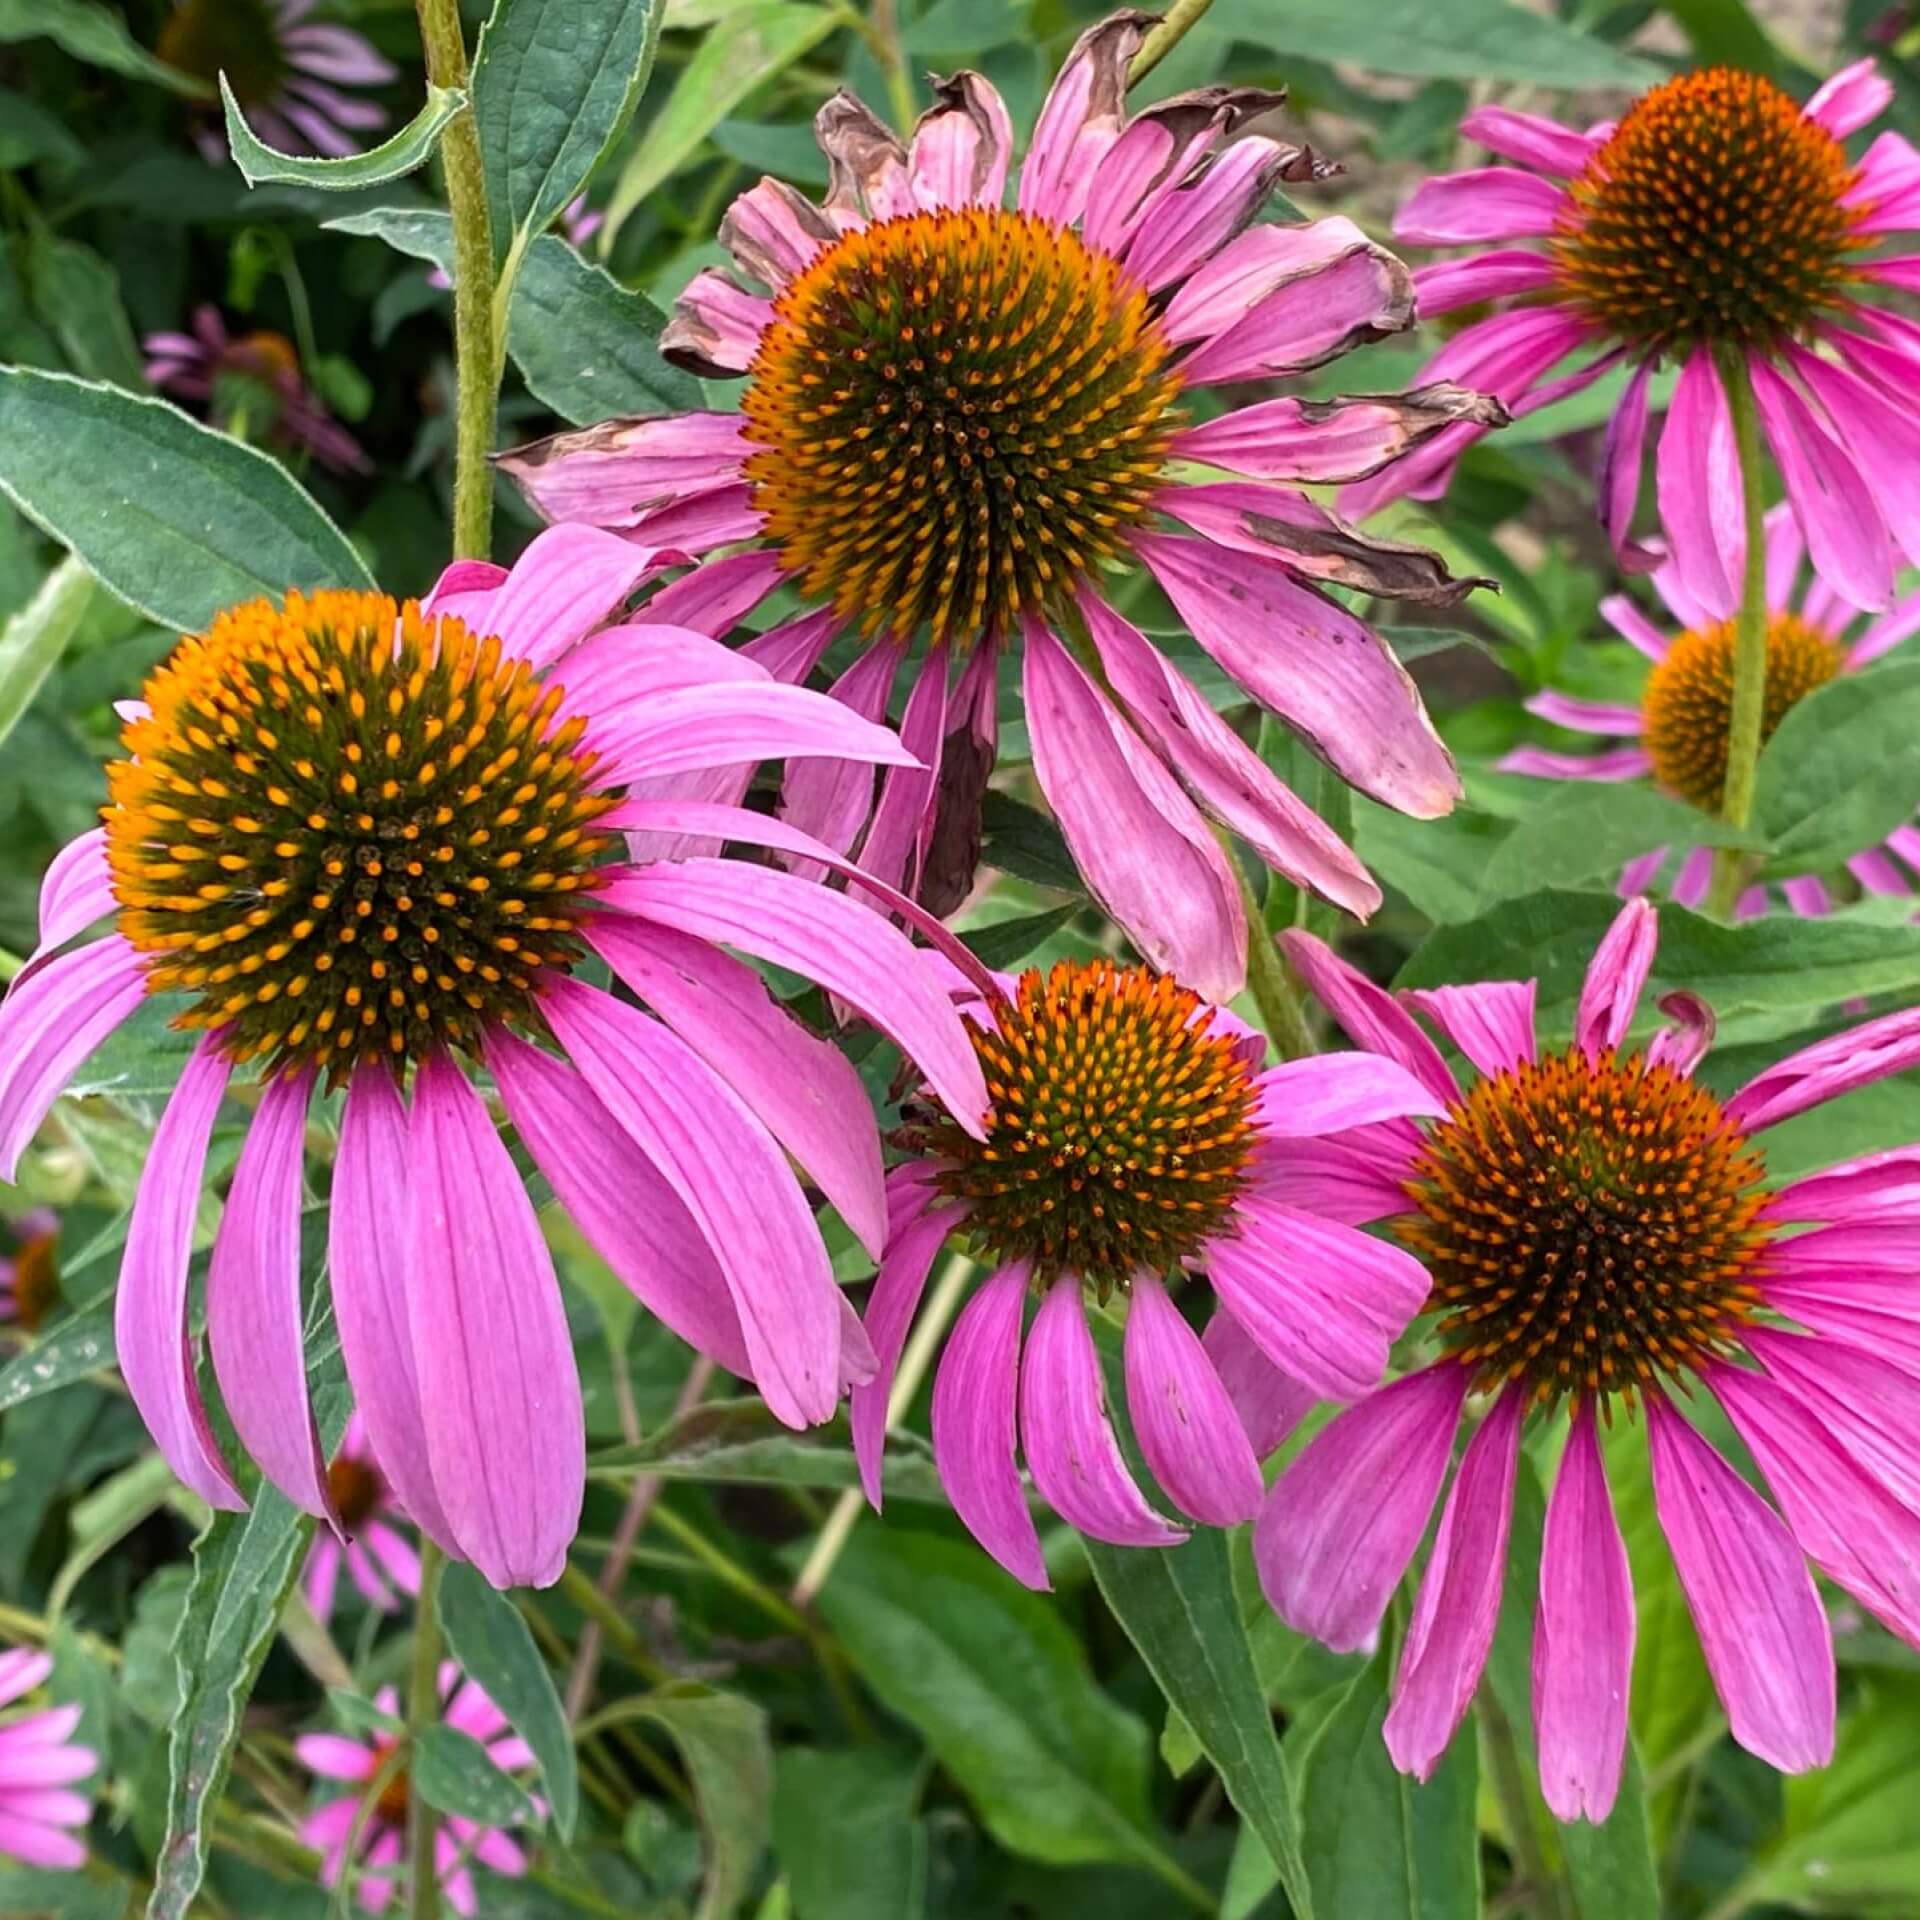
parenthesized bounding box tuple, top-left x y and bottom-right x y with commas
(1479, 1691, 1569, 1920)
(1130, 0, 1215, 83)
(1707, 351, 1770, 918)
(416, 0, 498, 561)
(406, 1540, 445, 1920)
(1237, 864, 1316, 1060)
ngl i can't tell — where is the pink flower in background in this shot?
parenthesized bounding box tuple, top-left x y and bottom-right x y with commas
(1502, 505, 1920, 914)
(0, 524, 992, 1589)
(159, 0, 396, 158)
(304, 1413, 421, 1621)
(0, 1649, 97, 1871)
(1350, 62, 1920, 621)
(298, 1666, 533, 1915)
(499, 12, 1497, 1002)
(145, 307, 370, 474)
(1254, 901, 1920, 1820)
(0, 1208, 60, 1333)
(856, 956, 1434, 1588)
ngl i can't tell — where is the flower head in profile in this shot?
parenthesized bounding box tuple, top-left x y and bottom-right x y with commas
(298, 1665, 532, 1915)
(499, 13, 1497, 1002)
(1503, 506, 1920, 914)
(304, 1412, 420, 1621)
(1253, 904, 1920, 1819)
(0, 524, 992, 1589)
(0, 1208, 61, 1334)
(0, 1648, 97, 1871)
(1351, 61, 1920, 621)
(855, 956, 1435, 1588)
(159, 0, 396, 158)
(145, 306, 370, 474)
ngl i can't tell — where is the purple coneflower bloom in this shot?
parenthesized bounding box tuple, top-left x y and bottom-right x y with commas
(1251, 901, 1920, 1819)
(854, 956, 1434, 1589)
(497, 12, 1499, 1002)
(159, 0, 396, 158)
(298, 1664, 532, 1915)
(0, 1208, 60, 1333)
(0, 1649, 97, 1871)
(1501, 504, 1920, 915)
(145, 307, 370, 474)
(0, 524, 991, 1589)
(1348, 61, 1920, 621)
(304, 1412, 420, 1621)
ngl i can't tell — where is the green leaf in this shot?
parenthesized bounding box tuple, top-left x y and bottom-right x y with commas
(1754, 662, 1920, 877)
(1661, 0, 1785, 74)
(0, 1866, 128, 1920)
(773, 1747, 926, 1920)
(1209, 0, 1655, 83)
(600, 3, 842, 243)
(0, 368, 373, 631)
(0, 554, 93, 753)
(327, 207, 702, 422)
(1351, 797, 1511, 926)
(0, 0, 208, 95)
(412, 1724, 542, 1828)
(961, 903, 1083, 971)
(0, 1288, 117, 1414)
(149, 1492, 315, 1920)
(815, 1530, 1204, 1902)
(223, 77, 466, 190)
(587, 1399, 953, 1502)
(1398, 890, 1920, 1033)
(980, 791, 1082, 894)
(25, 234, 145, 387)
(600, 1683, 774, 1920)
(1287, 1649, 1480, 1917)
(1083, 1527, 1314, 1919)
(472, 0, 661, 262)
(1478, 785, 1756, 907)
(437, 1560, 580, 1841)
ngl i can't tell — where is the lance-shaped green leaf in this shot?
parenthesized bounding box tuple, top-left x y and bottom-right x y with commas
(223, 77, 466, 190)
(412, 1724, 542, 1828)
(0, 0, 207, 95)
(0, 1289, 117, 1415)
(0, 554, 92, 752)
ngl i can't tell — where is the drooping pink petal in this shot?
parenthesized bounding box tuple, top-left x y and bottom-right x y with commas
(486, 1029, 752, 1381)
(660, 269, 774, 377)
(1138, 534, 1460, 820)
(1499, 744, 1654, 782)
(1782, 343, 1920, 576)
(1020, 1276, 1184, 1547)
(1395, 167, 1569, 244)
(1645, 1394, 1833, 1773)
(0, 1651, 52, 1709)
(1413, 250, 1560, 316)
(909, 71, 1013, 210)
(637, 548, 786, 635)
(599, 859, 989, 1134)
(1656, 349, 1745, 622)
(852, 1177, 966, 1507)
(1015, 12, 1147, 225)
(1846, 588, 1920, 668)
(0, 935, 148, 1181)
(1600, 591, 1671, 661)
(1747, 1327, 1920, 1512)
(1525, 690, 1646, 736)
(1646, 989, 1715, 1075)
(1384, 1390, 1524, 1781)
(1767, 1143, 1920, 1224)
(1251, 1052, 1449, 1135)
(775, 638, 902, 881)
(295, 1733, 379, 1784)
(1244, 1132, 1414, 1226)
(1277, 929, 1459, 1103)
(1200, 1305, 1319, 1456)
(1403, 981, 1537, 1080)
(1805, 57, 1893, 138)
(1082, 87, 1264, 255)
(115, 1037, 245, 1512)
(1533, 1403, 1634, 1823)
(329, 1071, 456, 1554)
(1124, 1270, 1264, 1525)
(860, 638, 949, 896)
(1760, 1275, 1920, 1377)
(1725, 1005, 1920, 1131)
(207, 1069, 333, 1524)
(1163, 216, 1380, 344)
(1169, 383, 1505, 484)
(1255, 1364, 1472, 1651)
(586, 917, 887, 1258)
(815, 89, 912, 225)
(931, 1262, 1048, 1589)
(1460, 104, 1602, 175)
(19, 828, 113, 984)
(407, 1053, 584, 1590)
(1575, 897, 1658, 1060)
(1125, 137, 1294, 293)
(1023, 620, 1246, 1001)
(718, 176, 838, 289)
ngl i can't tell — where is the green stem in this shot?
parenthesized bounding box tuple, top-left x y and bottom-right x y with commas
(1236, 864, 1315, 1060)
(1129, 0, 1215, 83)
(1706, 350, 1769, 918)
(406, 1541, 445, 1920)
(1479, 1692, 1567, 1920)
(415, 0, 498, 561)
(867, 0, 917, 136)
(555, 1561, 669, 1685)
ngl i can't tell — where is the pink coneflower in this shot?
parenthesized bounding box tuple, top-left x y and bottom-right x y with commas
(0, 1208, 60, 1334)
(1252, 901, 1920, 1819)
(298, 1665, 533, 1915)
(0, 1649, 97, 1871)
(159, 0, 396, 158)
(1348, 61, 1920, 620)
(0, 524, 992, 1589)
(145, 307, 370, 474)
(304, 1413, 420, 1621)
(1502, 505, 1920, 914)
(497, 12, 1498, 1002)
(854, 956, 1434, 1588)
